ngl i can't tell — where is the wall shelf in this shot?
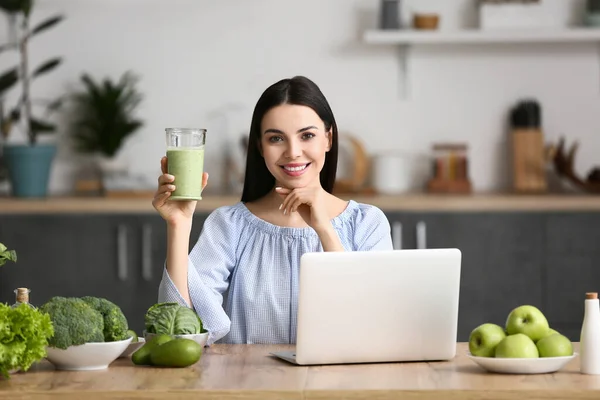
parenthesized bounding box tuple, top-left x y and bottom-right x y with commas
(363, 28, 600, 98)
(363, 28, 600, 45)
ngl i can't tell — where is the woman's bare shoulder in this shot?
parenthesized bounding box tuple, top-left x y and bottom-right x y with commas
(326, 193, 350, 218)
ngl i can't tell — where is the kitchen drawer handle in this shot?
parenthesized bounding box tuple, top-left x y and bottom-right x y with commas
(392, 222, 402, 250)
(117, 225, 128, 281)
(416, 221, 427, 249)
(142, 224, 153, 281)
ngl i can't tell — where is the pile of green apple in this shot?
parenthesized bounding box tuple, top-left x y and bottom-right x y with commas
(469, 305, 573, 358)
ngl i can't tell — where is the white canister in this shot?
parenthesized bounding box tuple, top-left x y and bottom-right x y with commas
(372, 152, 422, 195)
(478, 0, 565, 30)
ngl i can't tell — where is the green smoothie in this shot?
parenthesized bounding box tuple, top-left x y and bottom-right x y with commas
(167, 147, 205, 200)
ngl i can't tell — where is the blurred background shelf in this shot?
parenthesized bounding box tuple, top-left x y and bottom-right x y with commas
(363, 27, 600, 98)
(1, 194, 600, 213)
(363, 28, 600, 45)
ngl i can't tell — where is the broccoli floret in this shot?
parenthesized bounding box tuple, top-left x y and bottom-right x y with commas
(39, 297, 104, 349)
(81, 296, 129, 342)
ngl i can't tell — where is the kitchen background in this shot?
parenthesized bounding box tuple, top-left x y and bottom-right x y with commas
(0, 0, 599, 343)
(0, 0, 599, 196)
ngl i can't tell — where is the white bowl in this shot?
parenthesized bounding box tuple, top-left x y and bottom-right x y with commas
(466, 352, 578, 374)
(46, 337, 133, 371)
(119, 337, 145, 358)
(144, 331, 209, 347)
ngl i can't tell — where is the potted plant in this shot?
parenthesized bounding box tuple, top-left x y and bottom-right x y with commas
(69, 71, 144, 184)
(0, 0, 64, 198)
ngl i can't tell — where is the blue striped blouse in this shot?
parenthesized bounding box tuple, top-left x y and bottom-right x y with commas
(157, 200, 393, 345)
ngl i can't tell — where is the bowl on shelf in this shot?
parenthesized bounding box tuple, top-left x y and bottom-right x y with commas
(413, 13, 440, 30)
(45, 337, 133, 371)
(143, 331, 209, 347)
(466, 352, 578, 374)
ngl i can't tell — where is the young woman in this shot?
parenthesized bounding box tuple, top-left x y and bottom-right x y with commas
(153, 76, 393, 345)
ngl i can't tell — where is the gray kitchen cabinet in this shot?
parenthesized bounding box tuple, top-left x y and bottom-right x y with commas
(386, 213, 417, 251)
(128, 214, 207, 333)
(542, 212, 600, 341)
(0, 215, 84, 306)
(0, 215, 137, 310)
(0, 213, 209, 335)
(1, 208, 597, 342)
(385, 212, 545, 342)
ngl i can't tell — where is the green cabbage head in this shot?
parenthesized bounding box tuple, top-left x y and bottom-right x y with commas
(144, 302, 203, 335)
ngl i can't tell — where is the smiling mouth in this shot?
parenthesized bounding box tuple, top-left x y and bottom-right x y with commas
(282, 163, 310, 172)
(280, 163, 311, 176)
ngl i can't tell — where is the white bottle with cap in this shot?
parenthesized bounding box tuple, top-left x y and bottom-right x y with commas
(580, 292, 600, 374)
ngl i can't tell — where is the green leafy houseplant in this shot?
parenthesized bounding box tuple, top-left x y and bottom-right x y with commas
(0, 242, 16, 266)
(70, 71, 144, 159)
(0, 0, 64, 198)
(0, 0, 64, 143)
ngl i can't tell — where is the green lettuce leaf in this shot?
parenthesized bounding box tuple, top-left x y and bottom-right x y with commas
(144, 302, 203, 335)
(0, 303, 54, 378)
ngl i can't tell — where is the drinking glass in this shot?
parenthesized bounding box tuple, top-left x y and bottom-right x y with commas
(165, 128, 206, 200)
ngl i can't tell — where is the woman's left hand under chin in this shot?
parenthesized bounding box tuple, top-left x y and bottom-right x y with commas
(275, 186, 330, 230)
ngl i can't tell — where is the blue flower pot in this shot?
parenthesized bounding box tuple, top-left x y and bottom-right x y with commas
(4, 144, 57, 198)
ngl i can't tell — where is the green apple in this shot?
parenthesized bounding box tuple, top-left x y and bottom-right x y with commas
(469, 323, 506, 357)
(505, 305, 550, 342)
(536, 333, 573, 357)
(495, 333, 539, 358)
(537, 328, 560, 342)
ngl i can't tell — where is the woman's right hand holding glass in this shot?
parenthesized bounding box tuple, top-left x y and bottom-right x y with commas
(152, 156, 208, 226)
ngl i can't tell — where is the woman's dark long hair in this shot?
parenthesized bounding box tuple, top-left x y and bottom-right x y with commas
(240, 76, 339, 203)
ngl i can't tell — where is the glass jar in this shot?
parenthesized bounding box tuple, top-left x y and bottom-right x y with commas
(431, 143, 468, 181)
(11, 287, 35, 309)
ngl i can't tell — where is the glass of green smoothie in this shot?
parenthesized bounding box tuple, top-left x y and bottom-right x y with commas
(165, 128, 206, 201)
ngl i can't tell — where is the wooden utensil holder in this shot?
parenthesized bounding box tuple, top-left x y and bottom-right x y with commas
(511, 128, 547, 193)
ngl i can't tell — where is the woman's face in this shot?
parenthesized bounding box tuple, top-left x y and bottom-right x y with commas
(260, 104, 331, 189)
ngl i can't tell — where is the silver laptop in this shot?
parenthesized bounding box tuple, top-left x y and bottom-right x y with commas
(271, 248, 461, 365)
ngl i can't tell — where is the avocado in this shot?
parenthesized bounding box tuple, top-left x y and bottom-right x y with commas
(127, 330, 138, 343)
(131, 334, 173, 366)
(150, 338, 202, 368)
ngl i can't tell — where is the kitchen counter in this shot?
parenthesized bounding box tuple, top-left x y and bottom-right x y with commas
(0, 343, 596, 400)
(0, 193, 599, 213)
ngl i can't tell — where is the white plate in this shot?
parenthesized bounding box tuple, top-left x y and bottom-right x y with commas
(119, 337, 145, 358)
(466, 352, 578, 374)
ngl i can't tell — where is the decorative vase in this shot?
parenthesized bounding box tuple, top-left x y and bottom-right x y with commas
(95, 154, 129, 194)
(96, 155, 127, 177)
(4, 144, 56, 198)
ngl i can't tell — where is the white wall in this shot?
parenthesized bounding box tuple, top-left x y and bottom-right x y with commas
(1, 0, 598, 195)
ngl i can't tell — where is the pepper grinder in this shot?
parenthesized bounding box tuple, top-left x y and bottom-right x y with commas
(580, 292, 600, 374)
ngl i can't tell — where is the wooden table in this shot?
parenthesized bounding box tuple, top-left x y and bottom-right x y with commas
(0, 343, 598, 400)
